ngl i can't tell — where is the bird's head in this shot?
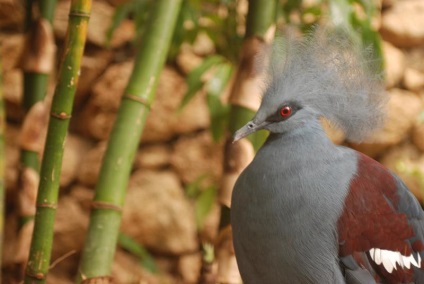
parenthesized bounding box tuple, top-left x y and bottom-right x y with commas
(233, 27, 386, 143)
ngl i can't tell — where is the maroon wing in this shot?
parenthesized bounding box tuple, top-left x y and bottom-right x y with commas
(338, 152, 424, 283)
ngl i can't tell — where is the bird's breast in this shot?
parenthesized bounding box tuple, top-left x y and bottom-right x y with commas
(231, 144, 359, 283)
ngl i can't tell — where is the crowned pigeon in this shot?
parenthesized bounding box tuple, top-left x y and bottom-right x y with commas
(231, 28, 424, 284)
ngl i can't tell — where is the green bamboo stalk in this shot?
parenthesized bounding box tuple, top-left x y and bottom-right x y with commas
(21, 0, 57, 172)
(24, 1, 91, 283)
(77, 0, 182, 282)
(0, 58, 6, 282)
(220, 0, 276, 229)
(18, 1, 58, 242)
(215, 0, 276, 282)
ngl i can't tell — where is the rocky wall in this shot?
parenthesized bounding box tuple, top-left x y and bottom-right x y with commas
(1, 0, 424, 283)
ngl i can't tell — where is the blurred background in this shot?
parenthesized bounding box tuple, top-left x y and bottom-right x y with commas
(1, 0, 424, 283)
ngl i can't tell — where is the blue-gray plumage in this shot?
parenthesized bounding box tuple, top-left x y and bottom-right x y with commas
(231, 27, 424, 284)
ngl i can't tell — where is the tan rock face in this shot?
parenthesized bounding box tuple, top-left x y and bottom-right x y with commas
(170, 131, 223, 186)
(351, 88, 423, 157)
(0, 0, 24, 30)
(91, 61, 134, 111)
(178, 253, 202, 284)
(52, 196, 90, 276)
(54, 0, 134, 48)
(176, 49, 203, 75)
(141, 69, 210, 143)
(76, 64, 210, 142)
(121, 170, 197, 255)
(383, 41, 405, 88)
(5, 124, 20, 192)
(77, 141, 107, 187)
(380, 0, 424, 47)
(0, 34, 24, 71)
(134, 144, 172, 170)
(61, 134, 93, 187)
(405, 47, 424, 73)
(412, 120, 424, 151)
(3, 68, 24, 121)
(112, 250, 166, 284)
(380, 143, 424, 202)
(75, 48, 113, 109)
(403, 68, 424, 92)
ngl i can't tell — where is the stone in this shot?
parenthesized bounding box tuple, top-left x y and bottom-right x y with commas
(75, 64, 210, 142)
(403, 68, 424, 92)
(121, 170, 198, 255)
(74, 48, 113, 110)
(90, 61, 133, 110)
(54, 0, 134, 48)
(0, 0, 24, 30)
(51, 196, 89, 276)
(382, 41, 405, 88)
(191, 32, 216, 56)
(351, 89, 423, 157)
(134, 144, 171, 170)
(5, 124, 20, 192)
(61, 134, 93, 187)
(69, 185, 94, 212)
(382, 0, 397, 9)
(405, 47, 424, 73)
(141, 68, 210, 143)
(178, 253, 202, 283)
(3, 68, 24, 121)
(176, 49, 203, 75)
(412, 120, 424, 152)
(199, 203, 220, 243)
(112, 250, 167, 284)
(380, 143, 424, 202)
(0, 34, 24, 71)
(72, 103, 116, 141)
(380, 0, 424, 47)
(76, 141, 107, 187)
(170, 131, 223, 186)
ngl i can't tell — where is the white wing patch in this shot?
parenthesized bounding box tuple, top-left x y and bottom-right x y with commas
(369, 248, 422, 273)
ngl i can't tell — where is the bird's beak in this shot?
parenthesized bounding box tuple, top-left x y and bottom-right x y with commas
(233, 120, 269, 143)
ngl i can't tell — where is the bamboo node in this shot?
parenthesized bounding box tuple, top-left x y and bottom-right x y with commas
(122, 94, 151, 109)
(25, 270, 46, 280)
(51, 111, 72, 120)
(81, 276, 113, 284)
(91, 201, 122, 212)
(37, 202, 57, 209)
(69, 11, 91, 19)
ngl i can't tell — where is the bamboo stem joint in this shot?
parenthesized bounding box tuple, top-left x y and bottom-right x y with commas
(91, 201, 122, 212)
(50, 111, 72, 120)
(122, 94, 151, 109)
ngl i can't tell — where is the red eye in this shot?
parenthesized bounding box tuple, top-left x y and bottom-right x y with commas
(279, 106, 292, 117)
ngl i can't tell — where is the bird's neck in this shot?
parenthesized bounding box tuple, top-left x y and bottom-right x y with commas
(265, 118, 333, 150)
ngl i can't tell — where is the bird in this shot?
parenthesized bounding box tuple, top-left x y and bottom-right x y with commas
(231, 27, 424, 284)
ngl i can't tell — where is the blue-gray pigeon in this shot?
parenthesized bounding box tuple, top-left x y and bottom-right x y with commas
(231, 28, 424, 284)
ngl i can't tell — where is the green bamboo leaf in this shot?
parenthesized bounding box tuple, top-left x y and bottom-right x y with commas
(195, 186, 216, 229)
(180, 55, 225, 109)
(185, 175, 207, 198)
(133, 0, 154, 41)
(329, 0, 353, 28)
(118, 233, 157, 273)
(106, 2, 132, 46)
(205, 62, 233, 141)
